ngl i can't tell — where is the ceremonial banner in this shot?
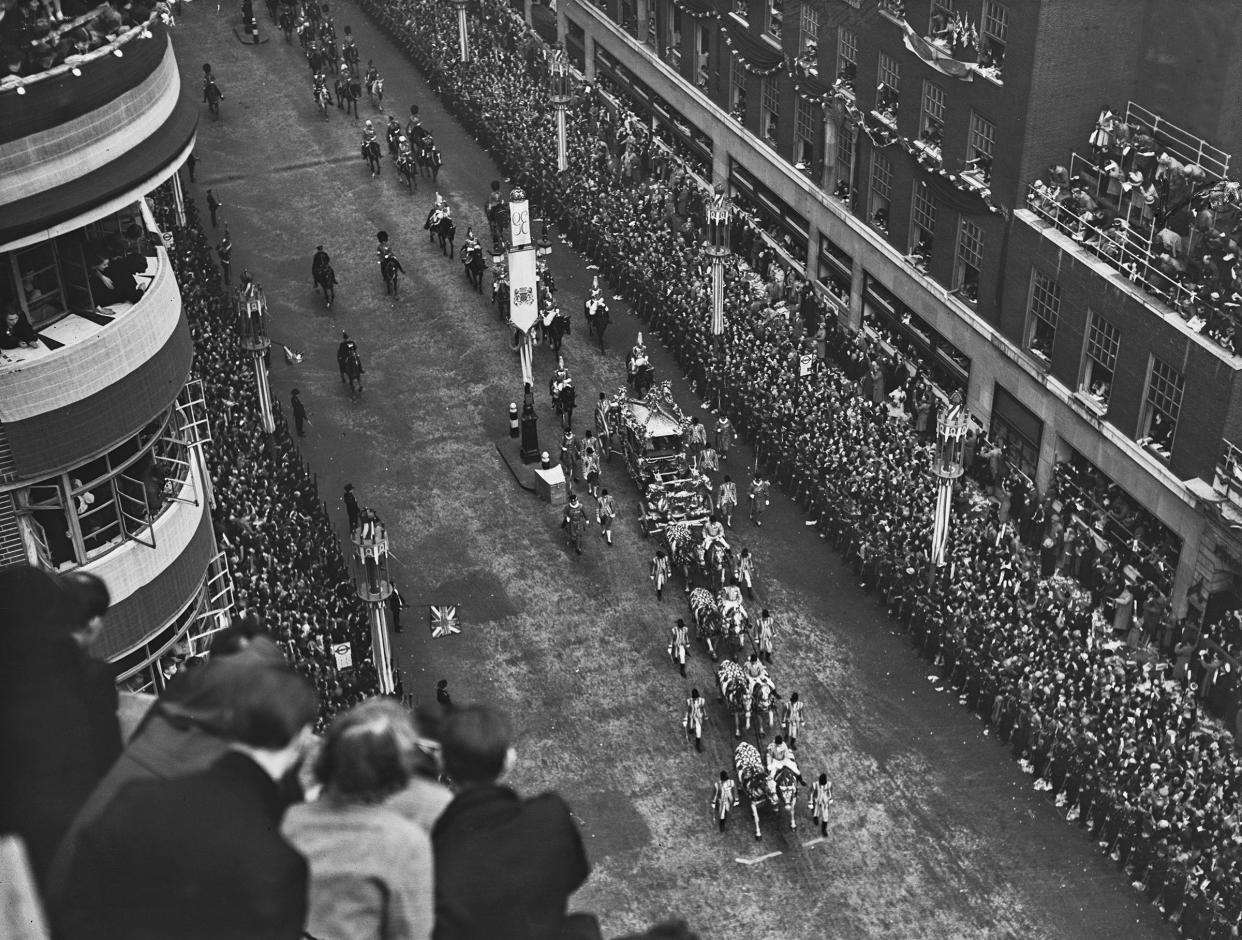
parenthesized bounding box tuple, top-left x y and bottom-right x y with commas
(509, 194, 531, 248)
(508, 246, 539, 333)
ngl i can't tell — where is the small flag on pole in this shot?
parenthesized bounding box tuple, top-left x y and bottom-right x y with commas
(430, 605, 461, 638)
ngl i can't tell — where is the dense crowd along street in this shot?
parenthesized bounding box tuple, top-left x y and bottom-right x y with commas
(3, 0, 1241, 936)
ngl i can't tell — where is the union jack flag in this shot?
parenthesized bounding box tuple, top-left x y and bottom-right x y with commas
(430, 605, 461, 638)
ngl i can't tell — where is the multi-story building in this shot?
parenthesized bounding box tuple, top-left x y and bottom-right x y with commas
(556, 0, 1242, 616)
(0, 14, 227, 690)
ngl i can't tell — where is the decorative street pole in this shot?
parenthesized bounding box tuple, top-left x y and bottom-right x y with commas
(235, 283, 275, 435)
(506, 186, 542, 462)
(930, 404, 970, 574)
(704, 184, 731, 412)
(450, 0, 468, 62)
(548, 48, 572, 173)
(352, 511, 396, 695)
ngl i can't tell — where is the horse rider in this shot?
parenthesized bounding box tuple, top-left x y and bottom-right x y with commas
(461, 227, 481, 260)
(385, 114, 402, 157)
(701, 514, 728, 557)
(312, 244, 331, 279)
(425, 193, 450, 230)
(712, 771, 737, 831)
(562, 492, 589, 555)
(668, 618, 689, 677)
(629, 334, 652, 393)
(720, 578, 746, 628)
(765, 736, 804, 785)
(336, 331, 357, 381)
(397, 133, 413, 164)
(596, 488, 616, 546)
(550, 356, 571, 395)
(718, 475, 738, 528)
(341, 25, 359, 70)
(362, 117, 378, 144)
(364, 59, 380, 97)
(406, 108, 427, 145)
(312, 71, 330, 104)
(742, 653, 771, 702)
(683, 688, 707, 752)
(312, 244, 334, 306)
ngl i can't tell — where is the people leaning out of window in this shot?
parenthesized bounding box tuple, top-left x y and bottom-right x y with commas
(88, 239, 147, 308)
(0, 304, 38, 349)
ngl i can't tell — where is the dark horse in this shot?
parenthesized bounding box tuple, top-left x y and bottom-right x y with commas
(584, 295, 610, 352)
(544, 310, 569, 356)
(425, 208, 456, 258)
(312, 261, 336, 307)
(396, 152, 417, 192)
(339, 349, 364, 394)
(551, 381, 576, 431)
(462, 243, 485, 292)
(362, 138, 382, 177)
(380, 253, 405, 296)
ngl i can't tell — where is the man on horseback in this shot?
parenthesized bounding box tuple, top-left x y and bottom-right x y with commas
(406, 108, 427, 145)
(364, 59, 382, 110)
(312, 71, 331, 109)
(742, 653, 772, 703)
(341, 25, 359, 71)
(425, 193, 450, 231)
(361, 120, 381, 176)
(336, 331, 357, 383)
(765, 736, 804, 786)
(628, 333, 653, 395)
(701, 514, 728, 558)
(311, 244, 335, 307)
(385, 114, 401, 158)
(721, 579, 747, 629)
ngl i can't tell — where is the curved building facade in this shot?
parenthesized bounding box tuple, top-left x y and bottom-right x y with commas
(0, 17, 216, 690)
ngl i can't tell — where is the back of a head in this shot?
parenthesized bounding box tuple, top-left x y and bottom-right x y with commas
(208, 612, 269, 656)
(225, 663, 317, 750)
(60, 571, 110, 624)
(440, 705, 512, 785)
(314, 698, 416, 803)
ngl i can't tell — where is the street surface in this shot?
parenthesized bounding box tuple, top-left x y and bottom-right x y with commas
(177, 8, 1173, 938)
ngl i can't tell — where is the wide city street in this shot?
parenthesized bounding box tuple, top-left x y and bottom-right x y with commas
(178, 6, 1173, 937)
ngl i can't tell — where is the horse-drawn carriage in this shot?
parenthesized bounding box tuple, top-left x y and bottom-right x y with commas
(604, 383, 709, 538)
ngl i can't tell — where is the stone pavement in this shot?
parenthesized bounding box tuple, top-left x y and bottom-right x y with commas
(175, 7, 1172, 938)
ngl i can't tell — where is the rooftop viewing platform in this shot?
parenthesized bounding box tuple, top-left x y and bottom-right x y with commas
(0, 12, 196, 249)
(1023, 102, 1240, 358)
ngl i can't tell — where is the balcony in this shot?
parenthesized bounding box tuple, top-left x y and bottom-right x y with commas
(1025, 105, 1238, 358)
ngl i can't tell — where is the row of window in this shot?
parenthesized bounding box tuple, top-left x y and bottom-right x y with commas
(1025, 269, 1185, 454)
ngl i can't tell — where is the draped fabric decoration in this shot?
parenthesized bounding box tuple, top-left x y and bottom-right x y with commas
(897, 18, 975, 81)
(930, 477, 954, 567)
(721, 17, 786, 75)
(669, 0, 721, 20)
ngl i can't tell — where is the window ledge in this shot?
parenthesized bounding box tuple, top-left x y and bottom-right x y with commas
(1073, 391, 1109, 418)
(958, 170, 990, 194)
(761, 33, 782, 51)
(912, 138, 942, 165)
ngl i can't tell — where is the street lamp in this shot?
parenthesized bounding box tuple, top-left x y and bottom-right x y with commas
(449, 0, 468, 62)
(352, 509, 396, 695)
(704, 184, 731, 411)
(235, 282, 275, 435)
(548, 47, 572, 173)
(930, 404, 970, 572)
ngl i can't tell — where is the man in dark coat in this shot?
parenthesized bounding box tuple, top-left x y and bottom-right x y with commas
(0, 567, 120, 890)
(344, 482, 360, 533)
(432, 706, 591, 940)
(54, 659, 317, 940)
(291, 387, 308, 436)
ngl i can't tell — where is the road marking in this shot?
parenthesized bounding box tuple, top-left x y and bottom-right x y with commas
(802, 837, 828, 848)
(734, 851, 782, 866)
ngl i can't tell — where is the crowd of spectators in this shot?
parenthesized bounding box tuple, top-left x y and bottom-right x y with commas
(1028, 108, 1242, 356)
(0, 0, 164, 83)
(147, 187, 380, 728)
(360, 0, 1242, 931)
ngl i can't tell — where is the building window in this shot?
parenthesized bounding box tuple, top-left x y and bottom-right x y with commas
(1026, 269, 1060, 359)
(729, 53, 747, 121)
(761, 76, 779, 145)
(834, 122, 855, 201)
(919, 81, 945, 157)
(837, 27, 857, 93)
(954, 217, 982, 304)
(876, 52, 900, 127)
(869, 151, 893, 234)
(765, 0, 782, 40)
(795, 97, 816, 170)
(910, 182, 936, 268)
(1080, 312, 1120, 407)
(732, 0, 748, 19)
(990, 384, 1042, 481)
(1142, 357, 1184, 456)
(980, 0, 1007, 78)
(694, 24, 710, 88)
(963, 112, 995, 186)
(798, 3, 819, 59)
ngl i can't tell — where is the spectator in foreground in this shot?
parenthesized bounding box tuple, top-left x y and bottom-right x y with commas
(283, 698, 435, 940)
(54, 661, 317, 940)
(432, 705, 593, 940)
(0, 567, 120, 890)
(385, 703, 454, 834)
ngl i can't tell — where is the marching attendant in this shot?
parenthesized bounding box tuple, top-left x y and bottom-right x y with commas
(755, 609, 775, 664)
(718, 475, 738, 528)
(700, 440, 719, 473)
(559, 428, 576, 482)
(712, 771, 737, 832)
(808, 773, 833, 836)
(734, 547, 755, 598)
(748, 473, 771, 527)
(715, 414, 734, 461)
(782, 691, 805, 750)
(683, 689, 707, 752)
(582, 447, 601, 500)
(651, 549, 672, 601)
(668, 618, 689, 677)
(576, 429, 595, 482)
(561, 492, 589, 555)
(596, 488, 616, 545)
